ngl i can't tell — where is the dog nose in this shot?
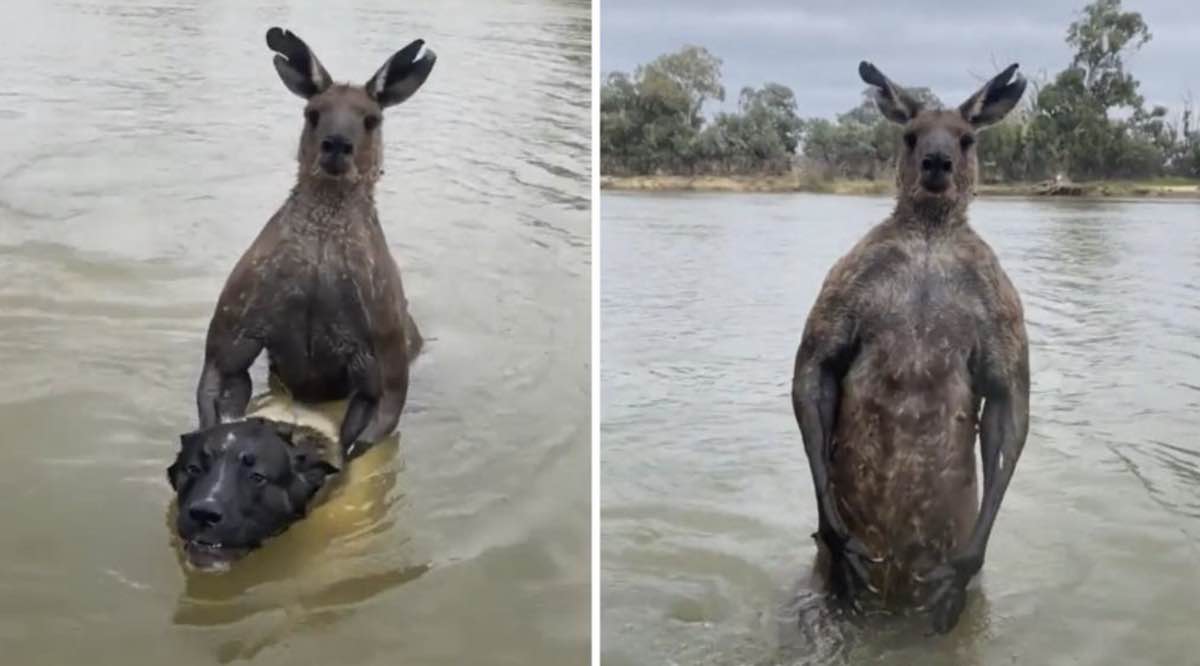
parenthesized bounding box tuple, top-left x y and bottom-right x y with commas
(320, 134, 353, 156)
(921, 152, 952, 174)
(187, 501, 223, 527)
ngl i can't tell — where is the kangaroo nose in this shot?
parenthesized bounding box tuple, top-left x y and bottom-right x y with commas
(187, 501, 223, 527)
(320, 135, 353, 156)
(921, 152, 952, 174)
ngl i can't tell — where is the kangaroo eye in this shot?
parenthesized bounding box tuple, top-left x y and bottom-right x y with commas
(364, 115, 381, 131)
(903, 131, 917, 150)
(960, 134, 976, 150)
(250, 472, 267, 486)
(185, 463, 202, 477)
(305, 109, 320, 126)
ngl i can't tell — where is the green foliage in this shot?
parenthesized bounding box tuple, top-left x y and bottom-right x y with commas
(601, 46, 800, 175)
(1066, 0, 1150, 109)
(638, 46, 725, 128)
(601, 0, 1200, 182)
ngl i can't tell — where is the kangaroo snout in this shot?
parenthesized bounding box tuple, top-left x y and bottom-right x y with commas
(920, 152, 952, 175)
(320, 134, 354, 156)
(318, 133, 354, 175)
(920, 150, 952, 192)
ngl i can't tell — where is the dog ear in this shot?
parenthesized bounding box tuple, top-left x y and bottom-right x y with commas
(167, 431, 203, 490)
(166, 461, 180, 490)
(287, 449, 340, 516)
(258, 418, 297, 444)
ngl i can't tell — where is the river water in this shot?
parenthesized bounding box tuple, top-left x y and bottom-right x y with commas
(601, 192, 1200, 665)
(0, 1, 590, 664)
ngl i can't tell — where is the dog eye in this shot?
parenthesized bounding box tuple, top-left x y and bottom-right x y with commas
(185, 463, 202, 477)
(364, 115, 381, 131)
(250, 472, 267, 486)
(960, 134, 976, 150)
(305, 109, 320, 126)
(903, 131, 917, 150)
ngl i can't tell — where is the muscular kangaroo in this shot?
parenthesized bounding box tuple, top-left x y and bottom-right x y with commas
(792, 62, 1030, 633)
(196, 28, 435, 458)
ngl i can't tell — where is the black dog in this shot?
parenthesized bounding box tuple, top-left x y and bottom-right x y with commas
(168, 416, 339, 571)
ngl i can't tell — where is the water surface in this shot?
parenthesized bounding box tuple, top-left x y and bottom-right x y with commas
(601, 191, 1200, 665)
(0, 1, 590, 664)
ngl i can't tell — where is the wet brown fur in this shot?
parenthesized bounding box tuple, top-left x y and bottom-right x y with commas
(793, 62, 1030, 622)
(805, 210, 1026, 603)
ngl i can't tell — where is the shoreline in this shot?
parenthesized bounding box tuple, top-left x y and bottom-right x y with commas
(600, 174, 1200, 199)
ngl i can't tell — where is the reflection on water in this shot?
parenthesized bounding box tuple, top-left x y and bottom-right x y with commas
(0, 1, 590, 664)
(601, 192, 1200, 665)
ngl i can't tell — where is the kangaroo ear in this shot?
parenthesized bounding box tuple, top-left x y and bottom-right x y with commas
(266, 27, 332, 99)
(959, 63, 1026, 128)
(859, 61, 921, 124)
(366, 39, 437, 108)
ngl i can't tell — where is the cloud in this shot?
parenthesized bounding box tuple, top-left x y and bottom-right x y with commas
(602, 0, 1200, 120)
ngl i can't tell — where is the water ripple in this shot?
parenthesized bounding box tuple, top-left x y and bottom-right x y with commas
(602, 193, 1200, 664)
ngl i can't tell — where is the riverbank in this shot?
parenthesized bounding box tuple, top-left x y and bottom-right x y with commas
(600, 174, 1200, 198)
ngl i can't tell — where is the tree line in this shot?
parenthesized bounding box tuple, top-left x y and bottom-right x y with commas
(600, 0, 1200, 182)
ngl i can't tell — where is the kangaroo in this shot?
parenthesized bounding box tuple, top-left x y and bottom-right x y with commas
(792, 62, 1030, 634)
(195, 28, 435, 460)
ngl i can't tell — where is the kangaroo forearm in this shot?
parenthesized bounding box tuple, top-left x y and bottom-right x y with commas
(965, 391, 1029, 562)
(196, 363, 221, 428)
(217, 370, 252, 423)
(338, 393, 379, 452)
(794, 363, 844, 534)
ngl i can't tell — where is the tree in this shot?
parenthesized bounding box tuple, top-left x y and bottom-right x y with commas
(602, 47, 808, 175)
(739, 83, 803, 154)
(1031, 0, 1159, 179)
(636, 46, 725, 129)
(600, 5, 1198, 183)
(1066, 0, 1150, 110)
(599, 72, 638, 173)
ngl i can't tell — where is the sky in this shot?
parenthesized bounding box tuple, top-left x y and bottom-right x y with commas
(600, 0, 1200, 121)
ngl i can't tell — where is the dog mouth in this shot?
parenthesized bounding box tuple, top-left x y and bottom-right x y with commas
(183, 539, 252, 572)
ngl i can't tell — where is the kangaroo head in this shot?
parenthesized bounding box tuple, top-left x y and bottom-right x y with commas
(859, 61, 1025, 219)
(266, 27, 436, 186)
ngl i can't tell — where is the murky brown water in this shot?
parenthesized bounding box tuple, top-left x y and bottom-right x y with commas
(0, 1, 590, 664)
(601, 192, 1200, 665)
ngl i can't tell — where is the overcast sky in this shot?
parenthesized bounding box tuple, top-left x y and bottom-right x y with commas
(601, 0, 1200, 120)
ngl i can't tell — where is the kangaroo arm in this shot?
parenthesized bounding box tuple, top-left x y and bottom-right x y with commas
(960, 377, 1030, 571)
(793, 342, 852, 543)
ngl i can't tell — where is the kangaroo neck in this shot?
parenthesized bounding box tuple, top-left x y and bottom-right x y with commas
(891, 196, 969, 237)
(284, 178, 376, 233)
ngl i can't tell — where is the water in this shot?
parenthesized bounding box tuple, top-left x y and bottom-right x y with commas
(601, 192, 1200, 665)
(0, 1, 590, 664)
